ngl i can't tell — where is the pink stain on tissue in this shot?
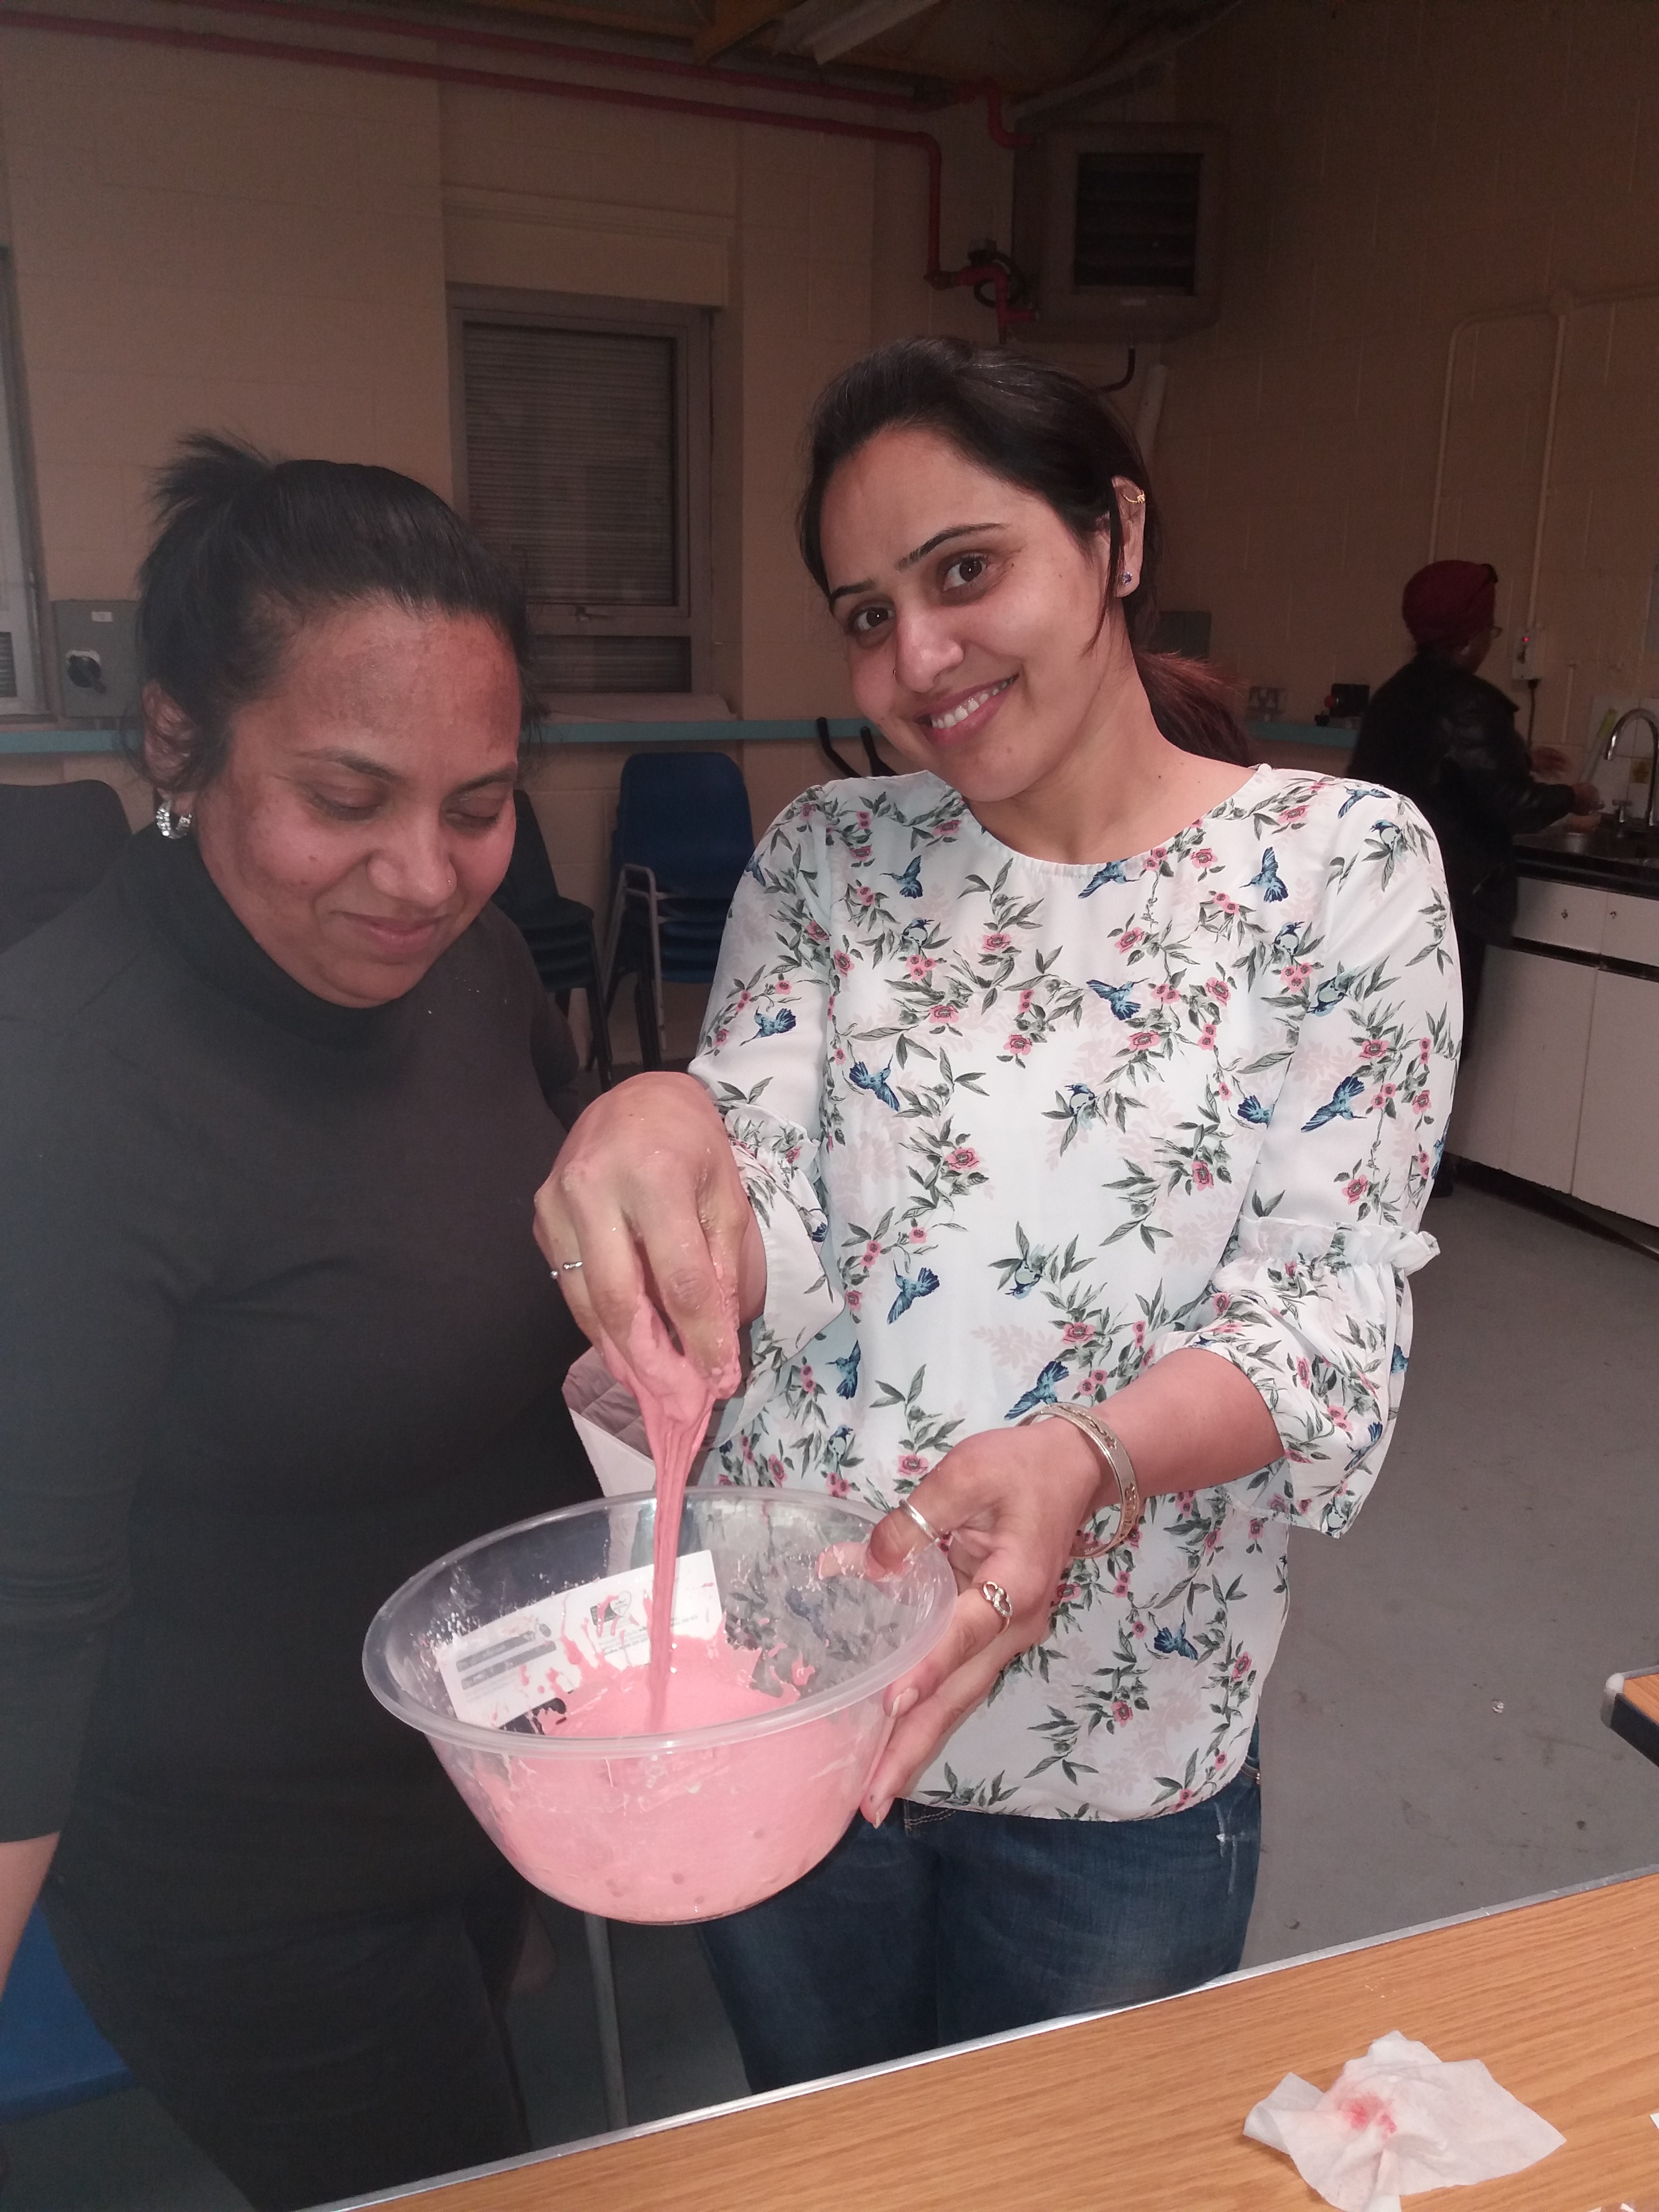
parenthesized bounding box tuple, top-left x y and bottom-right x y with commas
(595, 1286, 741, 1727)
(1339, 2093, 1398, 2137)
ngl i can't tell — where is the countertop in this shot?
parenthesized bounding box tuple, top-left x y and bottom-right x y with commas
(1516, 826, 1659, 899)
(325, 1866, 1659, 2212)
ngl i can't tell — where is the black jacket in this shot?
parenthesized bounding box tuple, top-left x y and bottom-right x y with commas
(1350, 649, 1575, 943)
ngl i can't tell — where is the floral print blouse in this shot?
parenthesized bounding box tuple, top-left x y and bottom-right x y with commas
(688, 766, 1458, 1822)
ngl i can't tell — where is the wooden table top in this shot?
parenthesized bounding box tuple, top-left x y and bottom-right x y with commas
(1608, 1668, 1659, 1769)
(357, 1868, 1659, 2212)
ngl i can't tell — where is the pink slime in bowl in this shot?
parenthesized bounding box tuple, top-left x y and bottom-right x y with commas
(363, 1488, 955, 1923)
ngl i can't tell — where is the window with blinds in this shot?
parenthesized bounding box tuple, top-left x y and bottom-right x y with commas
(451, 291, 711, 701)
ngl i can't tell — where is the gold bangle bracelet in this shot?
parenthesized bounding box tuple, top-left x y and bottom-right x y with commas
(1019, 1403, 1144, 1550)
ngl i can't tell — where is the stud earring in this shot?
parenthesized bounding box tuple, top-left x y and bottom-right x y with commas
(1119, 570, 1135, 588)
(155, 799, 194, 840)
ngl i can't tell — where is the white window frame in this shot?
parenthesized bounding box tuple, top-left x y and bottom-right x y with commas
(447, 286, 713, 700)
(0, 250, 48, 719)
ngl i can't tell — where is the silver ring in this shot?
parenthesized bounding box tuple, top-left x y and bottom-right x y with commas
(978, 1580, 1013, 1624)
(554, 1259, 584, 1275)
(902, 1497, 948, 1549)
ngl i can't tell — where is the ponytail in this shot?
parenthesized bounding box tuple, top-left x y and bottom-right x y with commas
(1135, 651, 1251, 765)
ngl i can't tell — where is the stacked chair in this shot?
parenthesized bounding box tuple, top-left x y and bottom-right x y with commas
(492, 789, 612, 1092)
(602, 752, 754, 1070)
(0, 780, 130, 955)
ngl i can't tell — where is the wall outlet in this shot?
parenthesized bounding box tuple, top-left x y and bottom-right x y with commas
(1512, 624, 1546, 683)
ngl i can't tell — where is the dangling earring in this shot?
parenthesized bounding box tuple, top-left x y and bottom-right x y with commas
(155, 799, 194, 840)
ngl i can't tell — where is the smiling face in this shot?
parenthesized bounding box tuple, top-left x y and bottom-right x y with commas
(818, 425, 1147, 813)
(159, 598, 523, 1007)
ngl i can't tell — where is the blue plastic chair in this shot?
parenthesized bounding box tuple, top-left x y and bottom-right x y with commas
(0, 1907, 132, 2126)
(602, 753, 754, 1066)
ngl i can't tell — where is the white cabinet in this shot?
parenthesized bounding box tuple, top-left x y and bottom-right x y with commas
(1572, 968, 1659, 1223)
(1451, 873, 1659, 1221)
(1452, 945, 1597, 1191)
(1513, 877, 1609, 955)
(1603, 894, 1659, 969)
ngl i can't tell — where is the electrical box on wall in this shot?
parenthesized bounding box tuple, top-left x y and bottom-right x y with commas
(1511, 624, 1546, 683)
(52, 599, 139, 718)
(1014, 124, 1225, 342)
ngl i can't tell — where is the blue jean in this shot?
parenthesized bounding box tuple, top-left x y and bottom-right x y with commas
(698, 1731, 1260, 2092)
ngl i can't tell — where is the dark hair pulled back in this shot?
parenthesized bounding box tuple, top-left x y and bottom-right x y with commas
(798, 337, 1248, 766)
(136, 434, 535, 793)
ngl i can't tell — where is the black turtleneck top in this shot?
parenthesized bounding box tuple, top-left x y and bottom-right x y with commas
(0, 828, 596, 1924)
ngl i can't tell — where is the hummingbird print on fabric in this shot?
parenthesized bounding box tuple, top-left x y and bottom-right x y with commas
(848, 1059, 901, 1109)
(887, 1262, 940, 1322)
(1087, 980, 1141, 1020)
(1301, 1072, 1366, 1130)
(1079, 859, 1131, 896)
(830, 1344, 861, 1399)
(1246, 847, 1289, 902)
(1004, 1357, 1070, 1422)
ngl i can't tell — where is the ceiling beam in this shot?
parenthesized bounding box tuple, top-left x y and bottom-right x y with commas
(470, 0, 705, 36)
(692, 0, 791, 61)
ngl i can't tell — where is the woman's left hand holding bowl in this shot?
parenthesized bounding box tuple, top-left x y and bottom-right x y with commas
(860, 1421, 1104, 1824)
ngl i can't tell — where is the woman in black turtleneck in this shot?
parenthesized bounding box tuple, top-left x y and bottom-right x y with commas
(0, 439, 596, 2210)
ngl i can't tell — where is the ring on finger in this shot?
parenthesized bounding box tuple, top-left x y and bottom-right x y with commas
(978, 1580, 1013, 1625)
(551, 1258, 585, 1276)
(902, 1497, 951, 1550)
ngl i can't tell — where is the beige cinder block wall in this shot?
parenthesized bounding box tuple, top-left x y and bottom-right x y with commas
(0, 30, 1012, 855)
(1153, 0, 1659, 756)
(0, 29, 452, 599)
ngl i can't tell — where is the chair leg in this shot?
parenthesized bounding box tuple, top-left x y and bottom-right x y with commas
(633, 965, 661, 1071)
(585, 945, 614, 1090)
(582, 1914, 628, 2133)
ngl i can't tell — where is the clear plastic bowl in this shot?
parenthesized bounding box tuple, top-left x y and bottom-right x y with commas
(363, 1488, 956, 1923)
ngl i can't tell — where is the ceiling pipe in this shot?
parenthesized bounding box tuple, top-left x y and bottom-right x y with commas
(113, 0, 1046, 150)
(0, 3, 1040, 325)
(1008, 0, 1248, 125)
(169, 0, 929, 109)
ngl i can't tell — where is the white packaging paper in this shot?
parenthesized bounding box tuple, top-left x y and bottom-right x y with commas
(434, 1551, 723, 1729)
(563, 1346, 719, 1498)
(1243, 2030, 1564, 2212)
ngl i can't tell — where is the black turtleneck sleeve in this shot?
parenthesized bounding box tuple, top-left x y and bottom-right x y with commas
(0, 832, 596, 1918)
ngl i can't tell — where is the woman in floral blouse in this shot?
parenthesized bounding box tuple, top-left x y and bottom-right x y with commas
(539, 338, 1457, 2088)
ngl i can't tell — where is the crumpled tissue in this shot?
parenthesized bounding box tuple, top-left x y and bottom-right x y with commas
(1243, 2030, 1565, 2211)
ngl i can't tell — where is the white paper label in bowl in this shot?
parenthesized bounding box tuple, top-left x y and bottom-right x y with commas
(435, 1551, 723, 1731)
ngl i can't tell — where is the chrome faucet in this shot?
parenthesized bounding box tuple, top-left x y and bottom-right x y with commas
(1603, 706, 1659, 832)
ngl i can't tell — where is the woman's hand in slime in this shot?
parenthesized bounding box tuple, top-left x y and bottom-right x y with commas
(534, 1071, 764, 1394)
(860, 1420, 1104, 1824)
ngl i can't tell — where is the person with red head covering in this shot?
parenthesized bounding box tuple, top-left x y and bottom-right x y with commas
(1350, 559, 1600, 1041)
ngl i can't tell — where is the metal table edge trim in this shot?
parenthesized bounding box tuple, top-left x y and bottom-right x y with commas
(307, 1858, 1659, 2212)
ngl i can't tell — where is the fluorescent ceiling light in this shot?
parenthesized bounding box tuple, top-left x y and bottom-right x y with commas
(771, 0, 941, 65)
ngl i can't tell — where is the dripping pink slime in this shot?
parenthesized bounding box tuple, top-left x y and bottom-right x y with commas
(596, 1289, 739, 1725)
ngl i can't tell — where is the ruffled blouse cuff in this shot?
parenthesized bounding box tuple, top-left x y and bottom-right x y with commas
(1144, 1217, 1437, 1536)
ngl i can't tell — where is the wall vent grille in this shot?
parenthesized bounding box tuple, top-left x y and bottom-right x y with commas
(1073, 151, 1204, 293)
